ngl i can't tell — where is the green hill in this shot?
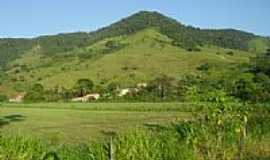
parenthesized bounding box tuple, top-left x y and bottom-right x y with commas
(0, 11, 269, 96)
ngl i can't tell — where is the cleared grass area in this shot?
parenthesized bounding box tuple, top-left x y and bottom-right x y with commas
(1, 103, 269, 159)
(0, 102, 204, 112)
(0, 103, 192, 144)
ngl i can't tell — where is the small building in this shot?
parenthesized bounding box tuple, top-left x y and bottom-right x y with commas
(84, 93, 100, 100)
(71, 93, 100, 102)
(118, 88, 139, 97)
(9, 93, 25, 103)
(137, 82, 147, 88)
(118, 88, 131, 97)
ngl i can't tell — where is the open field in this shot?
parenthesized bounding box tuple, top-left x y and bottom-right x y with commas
(1, 102, 270, 159)
(0, 103, 192, 143)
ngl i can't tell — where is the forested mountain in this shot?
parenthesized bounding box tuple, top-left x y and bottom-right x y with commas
(0, 11, 270, 99)
(0, 38, 32, 68)
(0, 11, 269, 68)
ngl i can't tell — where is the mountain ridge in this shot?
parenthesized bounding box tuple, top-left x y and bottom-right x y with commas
(0, 11, 269, 96)
(0, 11, 269, 68)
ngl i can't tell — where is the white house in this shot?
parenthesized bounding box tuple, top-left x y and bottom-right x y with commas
(9, 93, 25, 103)
(118, 88, 139, 97)
(137, 82, 147, 88)
(71, 93, 100, 102)
(118, 88, 131, 97)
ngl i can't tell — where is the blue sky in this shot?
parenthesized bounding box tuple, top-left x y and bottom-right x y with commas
(0, 0, 269, 38)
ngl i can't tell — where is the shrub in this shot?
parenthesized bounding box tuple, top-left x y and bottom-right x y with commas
(0, 94, 7, 102)
(226, 51, 234, 55)
(31, 83, 44, 93)
(24, 91, 45, 102)
(0, 135, 106, 160)
(197, 63, 210, 71)
(114, 128, 195, 160)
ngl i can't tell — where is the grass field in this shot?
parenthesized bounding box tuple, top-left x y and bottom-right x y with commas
(0, 103, 192, 144)
(1, 102, 270, 159)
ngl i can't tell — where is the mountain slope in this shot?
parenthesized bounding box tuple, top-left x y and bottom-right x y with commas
(0, 11, 269, 96)
(0, 11, 269, 68)
(86, 11, 259, 51)
(0, 28, 254, 96)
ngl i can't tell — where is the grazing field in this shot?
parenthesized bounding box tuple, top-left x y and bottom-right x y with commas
(0, 103, 192, 143)
(1, 102, 270, 159)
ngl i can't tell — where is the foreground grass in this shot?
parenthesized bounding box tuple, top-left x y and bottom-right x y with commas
(1, 102, 269, 159)
(0, 103, 192, 143)
(1, 125, 269, 160)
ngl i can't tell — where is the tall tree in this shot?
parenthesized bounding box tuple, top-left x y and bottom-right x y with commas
(151, 75, 174, 99)
(74, 79, 94, 97)
(253, 49, 270, 76)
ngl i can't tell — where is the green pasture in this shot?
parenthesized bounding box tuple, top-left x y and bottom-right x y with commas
(0, 103, 192, 143)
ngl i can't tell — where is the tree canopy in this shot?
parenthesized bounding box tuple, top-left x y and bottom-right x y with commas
(73, 79, 94, 97)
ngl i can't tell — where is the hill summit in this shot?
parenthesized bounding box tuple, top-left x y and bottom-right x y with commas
(0, 11, 269, 67)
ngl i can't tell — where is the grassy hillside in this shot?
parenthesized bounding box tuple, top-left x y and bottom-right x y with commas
(248, 37, 270, 53)
(0, 11, 269, 97)
(0, 11, 268, 68)
(0, 28, 255, 96)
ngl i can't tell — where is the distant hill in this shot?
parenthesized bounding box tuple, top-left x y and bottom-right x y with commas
(0, 11, 269, 96)
(1, 11, 269, 67)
